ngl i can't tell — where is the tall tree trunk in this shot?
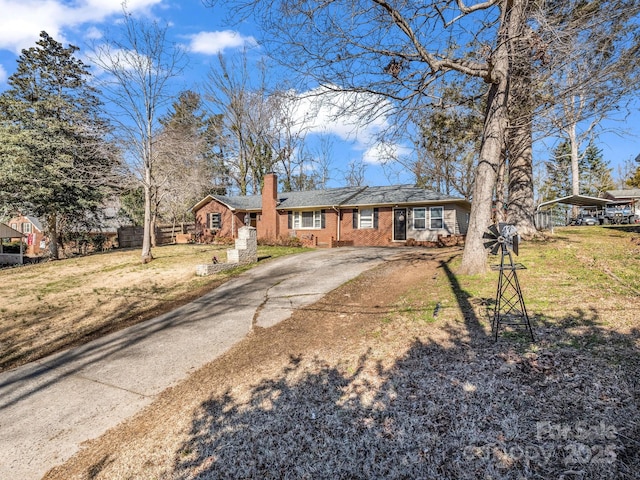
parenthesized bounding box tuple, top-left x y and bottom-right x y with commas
(569, 122, 580, 217)
(507, 120, 536, 234)
(495, 149, 507, 223)
(141, 103, 154, 263)
(150, 185, 160, 248)
(141, 163, 153, 264)
(506, 2, 537, 236)
(460, 2, 513, 275)
(46, 213, 60, 260)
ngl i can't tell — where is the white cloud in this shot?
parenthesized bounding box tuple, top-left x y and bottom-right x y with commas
(0, 64, 7, 83)
(288, 86, 405, 165)
(83, 26, 103, 41)
(186, 30, 257, 55)
(0, 0, 163, 54)
(362, 142, 412, 165)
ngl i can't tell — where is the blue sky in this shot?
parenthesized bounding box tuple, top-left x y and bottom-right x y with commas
(0, 0, 409, 188)
(0, 0, 638, 190)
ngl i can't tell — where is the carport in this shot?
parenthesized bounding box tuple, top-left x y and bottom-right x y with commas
(535, 195, 612, 231)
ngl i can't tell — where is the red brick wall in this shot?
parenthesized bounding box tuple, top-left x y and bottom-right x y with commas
(195, 200, 243, 242)
(275, 209, 339, 246)
(339, 207, 395, 246)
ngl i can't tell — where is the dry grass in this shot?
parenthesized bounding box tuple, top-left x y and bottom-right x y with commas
(0, 244, 303, 371)
(42, 226, 640, 480)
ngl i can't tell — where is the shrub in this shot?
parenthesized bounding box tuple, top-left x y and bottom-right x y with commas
(257, 235, 303, 247)
(89, 234, 107, 252)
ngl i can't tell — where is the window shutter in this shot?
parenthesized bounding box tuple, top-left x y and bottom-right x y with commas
(288, 211, 293, 229)
(373, 208, 379, 229)
(321, 210, 326, 229)
(206, 213, 211, 229)
(353, 209, 358, 229)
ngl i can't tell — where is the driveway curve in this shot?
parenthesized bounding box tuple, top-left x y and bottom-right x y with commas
(0, 247, 408, 480)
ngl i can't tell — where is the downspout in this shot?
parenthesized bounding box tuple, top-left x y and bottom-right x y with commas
(331, 186, 367, 244)
(331, 206, 341, 242)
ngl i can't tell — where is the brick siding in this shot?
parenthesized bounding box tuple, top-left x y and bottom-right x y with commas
(195, 200, 244, 242)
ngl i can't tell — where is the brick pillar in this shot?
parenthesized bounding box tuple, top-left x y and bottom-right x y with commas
(260, 173, 278, 241)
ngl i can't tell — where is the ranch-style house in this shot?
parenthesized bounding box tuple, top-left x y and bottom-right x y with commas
(191, 173, 470, 248)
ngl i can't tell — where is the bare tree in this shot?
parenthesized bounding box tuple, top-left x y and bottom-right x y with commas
(267, 90, 315, 192)
(91, 9, 186, 263)
(308, 133, 336, 189)
(205, 51, 278, 195)
(155, 91, 228, 230)
(344, 159, 367, 187)
(533, 0, 640, 206)
(410, 79, 484, 200)
(207, 0, 535, 274)
(504, 1, 537, 234)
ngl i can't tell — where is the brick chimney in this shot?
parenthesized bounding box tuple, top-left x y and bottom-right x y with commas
(260, 173, 278, 241)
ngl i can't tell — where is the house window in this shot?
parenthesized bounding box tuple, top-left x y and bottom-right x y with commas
(359, 208, 374, 228)
(10, 223, 17, 230)
(22, 223, 32, 233)
(430, 207, 444, 229)
(291, 210, 323, 229)
(353, 208, 379, 229)
(413, 208, 426, 229)
(207, 212, 221, 230)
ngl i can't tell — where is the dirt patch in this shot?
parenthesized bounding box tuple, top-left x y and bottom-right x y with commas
(44, 247, 640, 479)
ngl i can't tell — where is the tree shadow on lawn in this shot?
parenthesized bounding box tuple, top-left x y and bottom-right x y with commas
(163, 262, 639, 479)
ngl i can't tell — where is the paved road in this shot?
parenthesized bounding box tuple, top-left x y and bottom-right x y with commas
(0, 247, 406, 480)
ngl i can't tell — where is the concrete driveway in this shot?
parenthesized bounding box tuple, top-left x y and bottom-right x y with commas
(0, 247, 407, 480)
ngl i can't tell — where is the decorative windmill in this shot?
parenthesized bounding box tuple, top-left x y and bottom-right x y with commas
(483, 223, 534, 341)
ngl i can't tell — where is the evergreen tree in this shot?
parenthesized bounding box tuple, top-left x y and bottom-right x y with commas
(0, 32, 117, 258)
(119, 187, 146, 226)
(542, 141, 615, 203)
(579, 143, 615, 197)
(541, 141, 572, 201)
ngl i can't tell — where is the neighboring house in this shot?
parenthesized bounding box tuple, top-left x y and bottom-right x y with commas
(191, 173, 470, 247)
(603, 189, 640, 218)
(8, 215, 46, 255)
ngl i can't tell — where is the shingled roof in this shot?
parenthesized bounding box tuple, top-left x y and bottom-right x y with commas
(275, 185, 366, 209)
(208, 194, 263, 211)
(193, 184, 469, 212)
(340, 185, 467, 207)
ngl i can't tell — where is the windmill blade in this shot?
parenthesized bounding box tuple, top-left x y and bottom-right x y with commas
(483, 223, 503, 254)
(484, 224, 500, 239)
(484, 239, 499, 250)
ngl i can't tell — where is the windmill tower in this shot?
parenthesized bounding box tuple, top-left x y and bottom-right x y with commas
(483, 223, 534, 341)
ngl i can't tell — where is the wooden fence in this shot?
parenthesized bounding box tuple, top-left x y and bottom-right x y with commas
(117, 223, 195, 248)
